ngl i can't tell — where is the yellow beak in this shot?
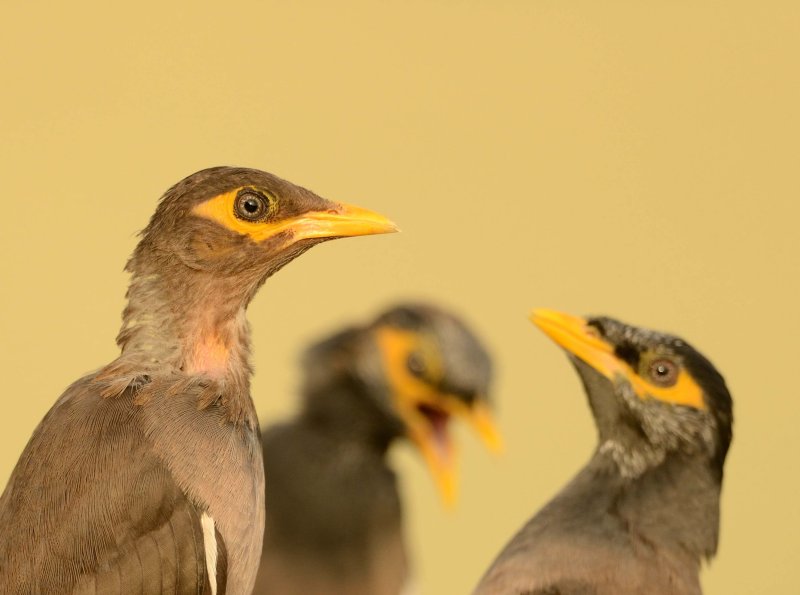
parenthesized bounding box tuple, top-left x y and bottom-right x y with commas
(530, 308, 706, 410)
(374, 325, 501, 508)
(530, 309, 620, 379)
(408, 396, 503, 509)
(285, 201, 400, 242)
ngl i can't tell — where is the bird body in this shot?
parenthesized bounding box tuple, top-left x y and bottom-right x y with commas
(0, 374, 255, 594)
(253, 304, 501, 594)
(257, 417, 407, 595)
(0, 166, 396, 594)
(474, 310, 732, 595)
(477, 454, 714, 594)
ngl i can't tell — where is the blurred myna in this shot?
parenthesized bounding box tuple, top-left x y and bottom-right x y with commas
(474, 310, 733, 595)
(0, 166, 396, 594)
(253, 304, 502, 595)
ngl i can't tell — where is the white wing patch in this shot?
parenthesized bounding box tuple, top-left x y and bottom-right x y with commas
(201, 512, 218, 595)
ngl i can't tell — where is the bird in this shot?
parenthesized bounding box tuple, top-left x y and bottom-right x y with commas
(252, 303, 503, 595)
(0, 166, 397, 595)
(474, 309, 733, 595)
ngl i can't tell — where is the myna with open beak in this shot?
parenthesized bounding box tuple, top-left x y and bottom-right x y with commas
(474, 310, 733, 595)
(0, 166, 397, 595)
(253, 303, 502, 595)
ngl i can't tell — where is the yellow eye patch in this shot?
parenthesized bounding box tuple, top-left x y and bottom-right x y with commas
(191, 188, 399, 245)
(192, 187, 285, 243)
(374, 327, 444, 398)
(532, 309, 706, 411)
(623, 363, 705, 410)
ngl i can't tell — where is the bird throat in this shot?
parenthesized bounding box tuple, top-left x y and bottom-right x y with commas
(187, 331, 234, 377)
(103, 265, 259, 425)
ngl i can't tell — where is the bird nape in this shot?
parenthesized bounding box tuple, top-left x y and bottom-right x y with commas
(254, 303, 502, 595)
(0, 166, 396, 595)
(473, 309, 733, 595)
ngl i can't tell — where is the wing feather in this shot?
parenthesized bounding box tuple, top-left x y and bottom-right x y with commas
(0, 376, 226, 594)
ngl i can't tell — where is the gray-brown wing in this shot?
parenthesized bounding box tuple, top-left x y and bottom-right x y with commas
(474, 531, 700, 595)
(71, 498, 228, 595)
(0, 377, 225, 594)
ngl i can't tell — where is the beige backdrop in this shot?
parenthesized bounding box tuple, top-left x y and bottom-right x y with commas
(1, 2, 798, 593)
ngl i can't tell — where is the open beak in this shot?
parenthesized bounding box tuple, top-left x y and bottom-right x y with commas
(467, 400, 504, 453)
(530, 309, 621, 380)
(404, 394, 502, 508)
(374, 326, 501, 508)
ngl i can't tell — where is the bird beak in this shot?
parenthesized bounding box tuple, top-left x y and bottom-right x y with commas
(530, 309, 620, 380)
(463, 400, 504, 454)
(530, 308, 706, 410)
(374, 326, 501, 508)
(284, 201, 400, 242)
(404, 394, 503, 509)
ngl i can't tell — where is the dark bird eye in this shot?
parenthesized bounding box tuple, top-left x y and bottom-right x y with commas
(648, 358, 679, 387)
(406, 352, 427, 378)
(234, 190, 269, 221)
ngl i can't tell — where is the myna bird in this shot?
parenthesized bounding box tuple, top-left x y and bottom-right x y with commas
(0, 166, 396, 594)
(474, 310, 733, 595)
(253, 304, 502, 595)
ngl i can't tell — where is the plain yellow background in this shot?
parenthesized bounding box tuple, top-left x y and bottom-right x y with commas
(1, 2, 798, 593)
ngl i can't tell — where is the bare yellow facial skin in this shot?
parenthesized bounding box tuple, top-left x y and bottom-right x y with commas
(375, 326, 502, 508)
(192, 187, 398, 247)
(531, 309, 705, 411)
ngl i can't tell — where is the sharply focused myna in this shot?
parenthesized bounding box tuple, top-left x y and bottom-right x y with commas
(474, 310, 733, 595)
(253, 304, 502, 595)
(0, 166, 396, 594)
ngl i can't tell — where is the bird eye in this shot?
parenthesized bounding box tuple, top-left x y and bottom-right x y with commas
(648, 358, 679, 387)
(234, 189, 270, 221)
(406, 352, 427, 378)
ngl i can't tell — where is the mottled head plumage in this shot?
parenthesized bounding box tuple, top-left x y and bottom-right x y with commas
(300, 303, 499, 506)
(301, 303, 494, 426)
(371, 304, 493, 404)
(586, 315, 733, 476)
(533, 309, 733, 479)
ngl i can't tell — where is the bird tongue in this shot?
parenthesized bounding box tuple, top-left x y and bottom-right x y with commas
(412, 402, 459, 507)
(418, 404, 452, 459)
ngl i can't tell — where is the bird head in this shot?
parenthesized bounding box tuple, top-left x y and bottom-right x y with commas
(301, 304, 502, 507)
(131, 166, 397, 293)
(370, 304, 502, 507)
(114, 166, 397, 388)
(531, 309, 732, 478)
